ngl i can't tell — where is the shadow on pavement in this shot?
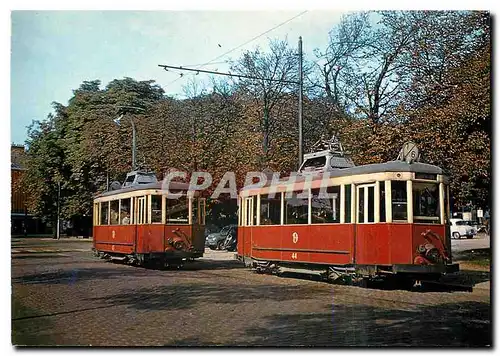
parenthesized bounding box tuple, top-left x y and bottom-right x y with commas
(240, 301, 491, 347)
(86, 282, 331, 312)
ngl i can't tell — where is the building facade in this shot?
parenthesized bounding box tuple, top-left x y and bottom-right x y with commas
(11, 144, 50, 236)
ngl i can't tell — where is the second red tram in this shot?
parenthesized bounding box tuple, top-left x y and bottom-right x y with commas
(93, 175, 206, 267)
(236, 142, 459, 282)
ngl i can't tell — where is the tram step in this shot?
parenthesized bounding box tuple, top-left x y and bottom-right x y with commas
(278, 266, 325, 276)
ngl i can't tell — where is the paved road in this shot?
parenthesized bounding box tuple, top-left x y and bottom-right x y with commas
(11, 238, 491, 347)
(451, 232, 490, 253)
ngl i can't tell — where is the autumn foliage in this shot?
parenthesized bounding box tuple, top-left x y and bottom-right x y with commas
(19, 11, 490, 228)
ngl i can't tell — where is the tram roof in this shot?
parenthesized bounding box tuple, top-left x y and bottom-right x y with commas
(94, 180, 191, 198)
(241, 160, 444, 191)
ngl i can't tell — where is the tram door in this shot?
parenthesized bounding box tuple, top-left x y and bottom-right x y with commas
(355, 184, 377, 264)
(244, 197, 254, 226)
(136, 197, 147, 224)
(356, 184, 375, 223)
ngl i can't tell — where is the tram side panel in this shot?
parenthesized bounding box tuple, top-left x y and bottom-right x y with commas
(308, 224, 354, 265)
(136, 224, 165, 254)
(250, 226, 282, 261)
(355, 224, 413, 265)
(93, 225, 136, 254)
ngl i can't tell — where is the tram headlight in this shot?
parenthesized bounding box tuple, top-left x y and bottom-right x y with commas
(425, 248, 441, 263)
(173, 240, 185, 250)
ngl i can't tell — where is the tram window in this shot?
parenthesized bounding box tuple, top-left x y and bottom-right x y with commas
(380, 183, 386, 223)
(151, 195, 162, 223)
(311, 186, 340, 224)
(392, 181, 407, 221)
(260, 194, 281, 225)
(345, 184, 352, 223)
(120, 198, 131, 225)
(100, 202, 109, 225)
(444, 186, 450, 223)
(367, 186, 374, 223)
(93, 203, 99, 226)
(166, 196, 189, 224)
(358, 189, 365, 223)
(285, 191, 308, 225)
(413, 182, 440, 223)
(199, 198, 206, 225)
(109, 200, 119, 225)
(301, 156, 326, 171)
(192, 197, 199, 224)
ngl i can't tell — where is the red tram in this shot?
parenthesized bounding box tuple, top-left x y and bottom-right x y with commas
(93, 171, 206, 267)
(236, 139, 459, 283)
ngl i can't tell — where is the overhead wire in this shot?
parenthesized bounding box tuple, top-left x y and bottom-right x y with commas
(163, 10, 309, 89)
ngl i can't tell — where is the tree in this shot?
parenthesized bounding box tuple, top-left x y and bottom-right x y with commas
(230, 39, 300, 167)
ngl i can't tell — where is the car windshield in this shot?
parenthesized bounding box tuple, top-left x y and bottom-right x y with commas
(455, 221, 468, 226)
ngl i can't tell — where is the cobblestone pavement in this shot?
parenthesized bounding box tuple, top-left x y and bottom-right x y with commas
(11, 239, 491, 347)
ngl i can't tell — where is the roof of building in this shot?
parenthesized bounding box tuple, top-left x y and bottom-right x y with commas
(11, 145, 26, 171)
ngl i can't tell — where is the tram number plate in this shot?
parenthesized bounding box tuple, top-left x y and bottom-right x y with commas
(291, 252, 298, 260)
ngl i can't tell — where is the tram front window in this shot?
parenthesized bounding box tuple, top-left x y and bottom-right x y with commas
(413, 182, 440, 223)
(392, 181, 407, 221)
(166, 196, 189, 224)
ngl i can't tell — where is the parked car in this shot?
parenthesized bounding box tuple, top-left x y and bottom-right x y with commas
(222, 228, 238, 252)
(450, 218, 476, 239)
(205, 225, 237, 250)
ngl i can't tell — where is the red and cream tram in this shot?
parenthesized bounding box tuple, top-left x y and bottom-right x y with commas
(93, 171, 206, 267)
(236, 140, 459, 283)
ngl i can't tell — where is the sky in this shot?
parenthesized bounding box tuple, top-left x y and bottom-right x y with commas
(10, 10, 348, 144)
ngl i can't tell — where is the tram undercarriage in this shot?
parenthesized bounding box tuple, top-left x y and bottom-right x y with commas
(93, 249, 203, 268)
(240, 256, 459, 288)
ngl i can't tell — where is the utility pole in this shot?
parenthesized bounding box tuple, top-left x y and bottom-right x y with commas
(56, 180, 61, 240)
(131, 118, 137, 171)
(158, 36, 305, 169)
(298, 36, 303, 169)
(114, 105, 145, 171)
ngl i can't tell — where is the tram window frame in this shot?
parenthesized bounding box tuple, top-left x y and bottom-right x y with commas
(100, 202, 109, 225)
(120, 198, 131, 225)
(191, 197, 199, 225)
(380, 182, 386, 223)
(199, 198, 206, 225)
(151, 195, 163, 224)
(135, 196, 148, 225)
(391, 181, 408, 222)
(356, 184, 376, 224)
(311, 186, 340, 224)
(284, 190, 309, 225)
(93, 203, 99, 226)
(344, 184, 352, 223)
(259, 193, 281, 225)
(166, 195, 189, 225)
(412, 182, 440, 224)
(109, 200, 119, 225)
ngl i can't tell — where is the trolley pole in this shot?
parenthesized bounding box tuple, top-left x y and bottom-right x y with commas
(298, 36, 303, 169)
